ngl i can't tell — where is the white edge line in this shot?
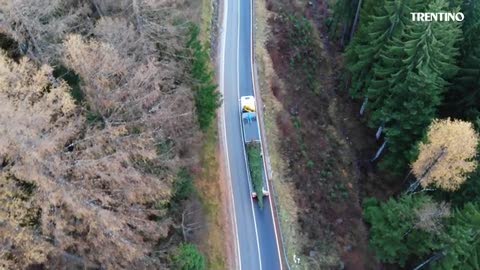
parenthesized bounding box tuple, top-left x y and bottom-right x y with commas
(249, 0, 284, 268)
(237, 0, 263, 269)
(219, 0, 242, 268)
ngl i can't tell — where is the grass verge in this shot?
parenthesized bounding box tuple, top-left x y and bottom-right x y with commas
(200, 0, 213, 46)
(193, 1, 227, 269)
(253, 0, 308, 268)
(195, 125, 226, 270)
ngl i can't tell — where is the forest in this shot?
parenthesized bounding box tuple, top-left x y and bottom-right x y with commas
(0, 0, 219, 269)
(334, 0, 480, 268)
(3, 0, 480, 268)
(250, 0, 480, 268)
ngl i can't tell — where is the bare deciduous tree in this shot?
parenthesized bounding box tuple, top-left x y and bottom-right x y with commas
(0, 0, 202, 268)
(414, 201, 451, 234)
(0, 0, 93, 62)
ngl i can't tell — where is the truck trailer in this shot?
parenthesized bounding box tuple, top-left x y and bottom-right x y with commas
(239, 96, 269, 206)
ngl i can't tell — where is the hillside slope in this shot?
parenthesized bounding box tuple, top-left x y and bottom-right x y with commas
(0, 0, 206, 268)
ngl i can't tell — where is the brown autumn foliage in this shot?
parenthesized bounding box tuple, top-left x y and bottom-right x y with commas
(0, 0, 202, 269)
(0, 0, 93, 62)
(412, 118, 479, 191)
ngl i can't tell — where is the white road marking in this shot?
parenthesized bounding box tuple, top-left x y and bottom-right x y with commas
(237, 0, 263, 268)
(248, 0, 284, 268)
(219, 0, 242, 268)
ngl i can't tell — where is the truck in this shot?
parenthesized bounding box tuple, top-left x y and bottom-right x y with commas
(240, 96, 269, 206)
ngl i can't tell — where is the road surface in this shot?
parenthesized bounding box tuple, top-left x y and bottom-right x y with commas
(219, 0, 283, 269)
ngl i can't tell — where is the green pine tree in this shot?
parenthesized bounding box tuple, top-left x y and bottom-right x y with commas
(366, 0, 461, 173)
(186, 24, 222, 131)
(365, 197, 480, 269)
(431, 203, 480, 270)
(330, 0, 363, 45)
(364, 195, 444, 266)
(345, 0, 426, 98)
(442, 0, 480, 119)
(172, 244, 206, 270)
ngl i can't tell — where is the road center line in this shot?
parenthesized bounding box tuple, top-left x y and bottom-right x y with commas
(248, 0, 284, 268)
(236, 0, 263, 269)
(220, 0, 242, 268)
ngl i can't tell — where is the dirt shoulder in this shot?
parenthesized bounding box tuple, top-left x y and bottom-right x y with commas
(191, 0, 234, 269)
(193, 126, 233, 270)
(253, 0, 399, 269)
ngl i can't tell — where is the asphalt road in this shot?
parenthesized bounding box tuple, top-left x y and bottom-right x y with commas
(220, 0, 282, 269)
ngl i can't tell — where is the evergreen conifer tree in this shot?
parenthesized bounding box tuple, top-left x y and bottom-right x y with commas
(345, 0, 426, 97)
(364, 195, 444, 266)
(431, 203, 480, 270)
(443, 0, 480, 119)
(366, 0, 462, 173)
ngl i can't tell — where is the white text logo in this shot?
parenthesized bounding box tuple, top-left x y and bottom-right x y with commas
(411, 12, 464, 22)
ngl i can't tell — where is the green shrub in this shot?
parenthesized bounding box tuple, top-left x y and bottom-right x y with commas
(156, 139, 176, 159)
(53, 65, 84, 104)
(0, 33, 20, 60)
(286, 15, 320, 93)
(172, 243, 206, 270)
(173, 168, 195, 202)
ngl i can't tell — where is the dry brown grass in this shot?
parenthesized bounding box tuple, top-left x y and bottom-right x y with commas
(192, 1, 228, 269)
(194, 126, 227, 270)
(254, 0, 380, 268)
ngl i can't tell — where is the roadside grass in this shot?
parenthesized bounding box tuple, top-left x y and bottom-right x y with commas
(195, 125, 226, 270)
(254, 0, 377, 268)
(200, 0, 213, 46)
(193, 1, 227, 269)
(253, 1, 307, 268)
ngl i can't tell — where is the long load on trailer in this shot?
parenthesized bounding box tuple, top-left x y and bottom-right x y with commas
(240, 96, 269, 207)
(246, 141, 265, 206)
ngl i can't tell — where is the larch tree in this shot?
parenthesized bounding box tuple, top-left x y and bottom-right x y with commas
(0, 0, 93, 62)
(444, 151, 480, 207)
(0, 52, 80, 268)
(410, 119, 479, 192)
(0, 0, 204, 268)
(63, 33, 196, 134)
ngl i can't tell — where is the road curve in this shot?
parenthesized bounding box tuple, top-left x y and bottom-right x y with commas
(219, 0, 283, 269)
